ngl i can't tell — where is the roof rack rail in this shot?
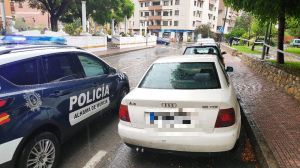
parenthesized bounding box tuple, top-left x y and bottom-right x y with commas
(0, 45, 83, 55)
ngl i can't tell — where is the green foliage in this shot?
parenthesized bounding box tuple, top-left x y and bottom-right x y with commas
(62, 0, 135, 25)
(63, 19, 82, 36)
(234, 13, 252, 31)
(194, 24, 213, 38)
(285, 48, 300, 56)
(286, 18, 300, 37)
(268, 60, 300, 76)
(232, 45, 262, 54)
(250, 18, 265, 38)
(224, 0, 300, 21)
(227, 27, 246, 38)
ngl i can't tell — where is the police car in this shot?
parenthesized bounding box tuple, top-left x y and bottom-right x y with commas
(118, 55, 240, 153)
(0, 43, 129, 167)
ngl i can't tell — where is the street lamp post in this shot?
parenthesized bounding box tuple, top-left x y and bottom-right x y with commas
(81, 1, 87, 33)
(0, 0, 6, 33)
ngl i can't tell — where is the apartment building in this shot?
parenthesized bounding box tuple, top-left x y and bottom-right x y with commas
(128, 0, 220, 42)
(217, 0, 239, 34)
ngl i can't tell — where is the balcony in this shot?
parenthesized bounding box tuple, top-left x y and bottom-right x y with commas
(148, 5, 162, 10)
(148, 15, 162, 20)
(148, 25, 162, 29)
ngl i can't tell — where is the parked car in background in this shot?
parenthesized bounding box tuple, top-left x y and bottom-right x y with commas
(290, 39, 300, 47)
(0, 43, 129, 167)
(118, 55, 241, 153)
(157, 37, 170, 45)
(183, 43, 226, 66)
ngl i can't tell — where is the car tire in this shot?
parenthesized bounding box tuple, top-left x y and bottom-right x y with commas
(18, 132, 60, 168)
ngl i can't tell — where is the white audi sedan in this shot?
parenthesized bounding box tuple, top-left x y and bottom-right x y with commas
(118, 55, 241, 152)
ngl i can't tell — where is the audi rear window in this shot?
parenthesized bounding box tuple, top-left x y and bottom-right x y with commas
(139, 62, 221, 89)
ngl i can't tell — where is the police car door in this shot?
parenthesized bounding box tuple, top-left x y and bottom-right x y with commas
(41, 53, 92, 131)
(75, 52, 118, 114)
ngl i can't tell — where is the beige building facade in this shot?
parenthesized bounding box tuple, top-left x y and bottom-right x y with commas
(127, 0, 220, 42)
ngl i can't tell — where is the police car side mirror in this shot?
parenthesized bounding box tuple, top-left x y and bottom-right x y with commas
(109, 67, 117, 74)
(221, 51, 227, 55)
(225, 66, 234, 72)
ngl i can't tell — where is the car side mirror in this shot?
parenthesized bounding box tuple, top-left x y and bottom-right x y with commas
(109, 67, 117, 74)
(221, 51, 227, 55)
(225, 66, 234, 72)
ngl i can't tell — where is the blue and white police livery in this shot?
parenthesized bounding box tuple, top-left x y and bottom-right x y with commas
(0, 45, 129, 168)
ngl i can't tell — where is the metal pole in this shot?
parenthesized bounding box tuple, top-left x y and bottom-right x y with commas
(81, 1, 87, 33)
(266, 23, 272, 55)
(0, 0, 6, 33)
(261, 21, 270, 60)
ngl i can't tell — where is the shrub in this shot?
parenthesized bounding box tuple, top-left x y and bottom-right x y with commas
(63, 19, 82, 36)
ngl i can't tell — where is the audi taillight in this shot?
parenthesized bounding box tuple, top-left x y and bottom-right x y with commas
(119, 104, 130, 122)
(215, 108, 235, 128)
(0, 99, 8, 108)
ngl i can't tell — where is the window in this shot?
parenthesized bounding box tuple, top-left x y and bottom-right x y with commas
(193, 11, 196, 16)
(175, 0, 180, 5)
(42, 53, 82, 83)
(170, 21, 172, 26)
(145, 2, 150, 7)
(193, 21, 195, 27)
(175, 10, 179, 16)
(145, 12, 150, 16)
(152, 1, 160, 6)
(183, 46, 218, 55)
(156, 20, 161, 25)
(163, 11, 169, 16)
(174, 21, 179, 26)
(78, 54, 108, 77)
(0, 58, 39, 85)
(163, 1, 169, 6)
(157, 11, 161, 16)
(140, 2, 143, 7)
(139, 62, 221, 89)
(163, 21, 168, 26)
(140, 12, 143, 17)
(170, 11, 172, 16)
(194, 1, 197, 6)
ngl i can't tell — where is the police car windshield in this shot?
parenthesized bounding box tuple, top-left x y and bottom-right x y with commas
(139, 62, 221, 89)
(184, 46, 218, 55)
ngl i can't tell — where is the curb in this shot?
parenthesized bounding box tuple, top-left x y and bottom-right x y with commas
(94, 46, 155, 58)
(238, 91, 280, 168)
(220, 43, 280, 168)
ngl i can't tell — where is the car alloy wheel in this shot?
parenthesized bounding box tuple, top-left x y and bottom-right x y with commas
(26, 139, 56, 168)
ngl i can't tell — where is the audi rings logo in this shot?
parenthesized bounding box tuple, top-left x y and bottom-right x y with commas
(161, 103, 177, 108)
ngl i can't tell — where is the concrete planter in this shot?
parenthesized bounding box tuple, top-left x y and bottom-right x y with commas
(65, 36, 107, 52)
(112, 36, 157, 49)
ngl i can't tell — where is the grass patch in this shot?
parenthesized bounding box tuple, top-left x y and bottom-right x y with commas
(232, 45, 262, 55)
(285, 47, 300, 56)
(268, 60, 300, 77)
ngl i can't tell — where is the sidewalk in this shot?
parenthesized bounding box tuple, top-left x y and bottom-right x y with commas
(92, 46, 155, 57)
(224, 53, 300, 168)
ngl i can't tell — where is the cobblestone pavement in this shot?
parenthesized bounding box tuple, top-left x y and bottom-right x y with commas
(224, 53, 300, 168)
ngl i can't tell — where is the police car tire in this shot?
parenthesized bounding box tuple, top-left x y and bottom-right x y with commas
(18, 132, 60, 168)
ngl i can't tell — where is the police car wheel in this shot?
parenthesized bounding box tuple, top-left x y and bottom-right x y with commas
(18, 132, 60, 168)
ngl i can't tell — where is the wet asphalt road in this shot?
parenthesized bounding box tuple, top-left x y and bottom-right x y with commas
(58, 44, 258, 168)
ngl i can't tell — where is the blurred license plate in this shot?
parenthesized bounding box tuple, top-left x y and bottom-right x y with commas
(146, 112, 198, 128)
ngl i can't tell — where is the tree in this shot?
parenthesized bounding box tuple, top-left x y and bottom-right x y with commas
(235, 12, 252, 31)
(224, 0, 300, 64)
(195, 24, 213, 38)
(61, 0, 134, 26)
(15, 0, 71, 31)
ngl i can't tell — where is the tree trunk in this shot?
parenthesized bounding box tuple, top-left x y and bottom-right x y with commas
(50, 15, 59, 32)
(277, 1, 285, 64)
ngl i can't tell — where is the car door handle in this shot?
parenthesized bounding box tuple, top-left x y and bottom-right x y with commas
(49, 90, 71, 97)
